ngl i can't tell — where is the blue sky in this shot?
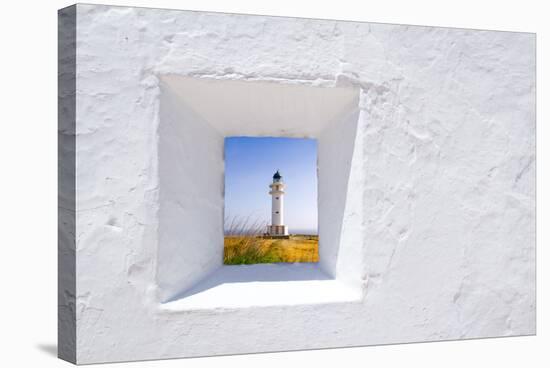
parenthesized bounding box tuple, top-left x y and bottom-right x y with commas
(224, 137, 318, 235)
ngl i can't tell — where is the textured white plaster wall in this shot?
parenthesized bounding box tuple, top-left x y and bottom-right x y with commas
(318, 108, 362, 282)
(58, 6, 76, 362)
(62, 4, 535, 364)
(157, 81, 224, 302)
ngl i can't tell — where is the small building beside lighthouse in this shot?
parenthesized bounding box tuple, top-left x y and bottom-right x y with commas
(266, 170, 289, 237)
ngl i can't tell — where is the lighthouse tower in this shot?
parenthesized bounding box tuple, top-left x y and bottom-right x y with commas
(267, 170, 289, 237)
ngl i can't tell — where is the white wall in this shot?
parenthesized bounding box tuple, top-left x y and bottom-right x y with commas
(64, 4, 535, 364)
(318, 108, 361, 280)
(157, 81, 224, 302)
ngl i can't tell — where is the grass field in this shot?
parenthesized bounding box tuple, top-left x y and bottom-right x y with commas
(224, 234, 319, 265)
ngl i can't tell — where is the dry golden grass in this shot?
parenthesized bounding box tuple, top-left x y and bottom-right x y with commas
(224, 235, 319, 264)
(223, 214, 318, 264)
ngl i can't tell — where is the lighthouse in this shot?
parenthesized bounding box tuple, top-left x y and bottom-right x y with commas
(267, 170, 289, 237)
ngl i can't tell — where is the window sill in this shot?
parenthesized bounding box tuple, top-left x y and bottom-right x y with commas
(160, 263, 362, 310)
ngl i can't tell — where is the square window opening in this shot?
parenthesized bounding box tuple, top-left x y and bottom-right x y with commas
(156, 75, 364, 309)
(223, 136, 319, 266)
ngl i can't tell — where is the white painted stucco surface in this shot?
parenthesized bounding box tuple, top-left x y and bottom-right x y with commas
(63, 4, 535, 364)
